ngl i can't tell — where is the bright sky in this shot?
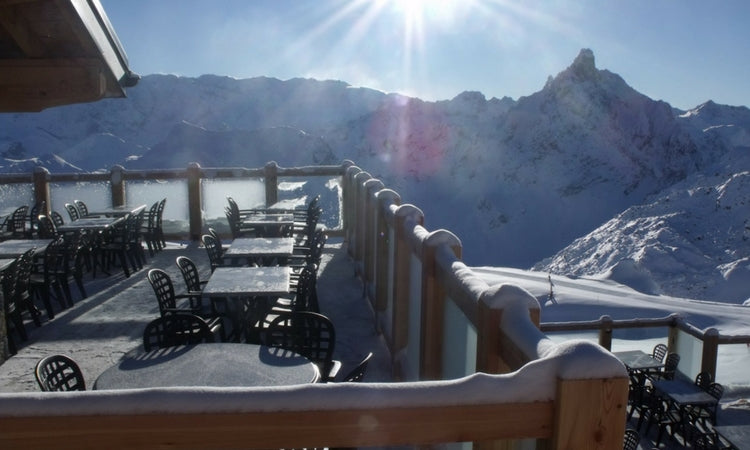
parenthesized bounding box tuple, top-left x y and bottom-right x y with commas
(101, 0, 750, 110)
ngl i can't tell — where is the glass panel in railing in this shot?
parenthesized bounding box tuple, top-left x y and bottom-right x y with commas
(442, 296, 477, 379)
(0, 183, 33, 214)
(404, 253, 423, 381)
(278, 175, 343, 230)
(716, 343, 750, 386)
(202, 178, 265, 234)
(50, 181, 111, 217)
(126, 179, 189, 235)
(673, 329, 702, 379)
(381, 226, 396, 339)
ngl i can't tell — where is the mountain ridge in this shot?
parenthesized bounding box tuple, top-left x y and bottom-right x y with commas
(1, 48, 748, 303)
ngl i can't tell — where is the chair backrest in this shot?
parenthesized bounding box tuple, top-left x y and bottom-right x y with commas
(652, 343, 668, 362)
(64, 203, 80, 222)
(176, 256, 202, 292)
(50, 210, 65, 227)
(73, 200, 88, 217)
(342, 352, 373, 382)
(37, 214, 57, 238)
(224, 206, 241, 238)
(146, 201, 159, 229)
(622, 428, 639, 450)
(147, 268, 177, 315)
(13, 247, 35, 298)
(706, 382, 723, 400)
(9, 205, 28, 235)
(29, 201, 46, 231)
(1, 258, 19, 311)
(201, 234, 223, 272)
(263, 311, 336, 376)
(294, 264, 319, 313)
(142, 312, 214, 351)
(695, 371, 713, 390)
(661, 353, 680, 379)
(34, 354, 86, 391)
(41, 235, 67, 275)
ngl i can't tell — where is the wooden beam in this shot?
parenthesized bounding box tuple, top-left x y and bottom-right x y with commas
(0, 58, 106, 111)
(0, 402, 555, 449)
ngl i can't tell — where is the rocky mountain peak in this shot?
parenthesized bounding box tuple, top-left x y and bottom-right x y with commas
(570, 48, 597, 79)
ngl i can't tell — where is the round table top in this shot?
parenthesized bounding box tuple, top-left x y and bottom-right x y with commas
(94, 343, 319, 390)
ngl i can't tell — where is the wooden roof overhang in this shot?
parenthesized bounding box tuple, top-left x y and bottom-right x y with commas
(0, 0, 138, 112)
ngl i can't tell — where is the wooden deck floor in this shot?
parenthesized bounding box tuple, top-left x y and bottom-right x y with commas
(0, 238, 393, 391)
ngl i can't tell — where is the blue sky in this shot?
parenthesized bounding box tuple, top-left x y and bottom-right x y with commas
(101, 0, 750, 110)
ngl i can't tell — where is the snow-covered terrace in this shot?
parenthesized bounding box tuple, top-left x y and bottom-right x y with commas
(9, 160, 739, 448)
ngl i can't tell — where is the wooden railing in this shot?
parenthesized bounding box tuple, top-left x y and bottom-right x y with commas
(542, 314, 750, 381)
(0, 161, 630, 449)
(0, 161, 350, 240)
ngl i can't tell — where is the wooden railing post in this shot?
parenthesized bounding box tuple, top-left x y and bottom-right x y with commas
(264, 161, 279, 207)
(420, 230, 461, 380)
(362, 178, 384, 303)
(32, 167, 50, 214)
(342, 166, 362, 249)
(110, 165, 126, 207)
(701, 328, 719, 380)
(187, 162, 203, 240)
(552, 377, 629, 449)
(391, 204, 423, 380)
(599, 315, 613, 350)
(374, 189, 400, 319)
(352, 171, 372, 274)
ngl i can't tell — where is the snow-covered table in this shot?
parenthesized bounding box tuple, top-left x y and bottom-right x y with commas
(224, 237, 294, 266)
(93, 343, 319, 389)
(202, 266, 291, 342)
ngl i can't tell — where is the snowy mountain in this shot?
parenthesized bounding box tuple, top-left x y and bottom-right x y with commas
(1, 49, 748, 304)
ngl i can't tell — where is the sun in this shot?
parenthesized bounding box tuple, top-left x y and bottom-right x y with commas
(389, 0, 471, 28)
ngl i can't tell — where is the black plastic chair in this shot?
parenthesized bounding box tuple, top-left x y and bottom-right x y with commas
(341, 352, 373, 382)
(14, 247, 41, 327)
(147, 268, 225, 341)
(687, 382, 724, 427)
(50, 210, 65, 228)
(36, 214, 58, 238)
(622, 428, 639, 450)
(694, 371, 713, 390)
(652, 343, 668, 361)
(201, 234, 225, 272)
(64, 203, 80, 222)
(27, 200, 46, 237)
(2, 258, 26, 354)
(142, 312, 214, 351)
(263, 311, 341, 382)
(29, 235, 70, 318)
(175, 255, 209, 310)
(141, 201, 161, 256)
(659, 353, 680, 380)
(74, 200, 91, 217)
(0, 206, 29, 239)
(34, 354, 86, 391)
(155, 198, 167, 248)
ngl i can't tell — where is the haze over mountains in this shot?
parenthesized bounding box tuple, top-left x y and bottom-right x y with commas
(1, 49, 748, 304)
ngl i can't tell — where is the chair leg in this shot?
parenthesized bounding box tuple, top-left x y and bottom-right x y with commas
(35, 287, 55, 320)
(23, 296, 43, 326)
(74, 275, 87, 299)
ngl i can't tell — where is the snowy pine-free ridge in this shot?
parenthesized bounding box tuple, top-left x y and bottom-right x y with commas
(1, 49, 748, 304)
